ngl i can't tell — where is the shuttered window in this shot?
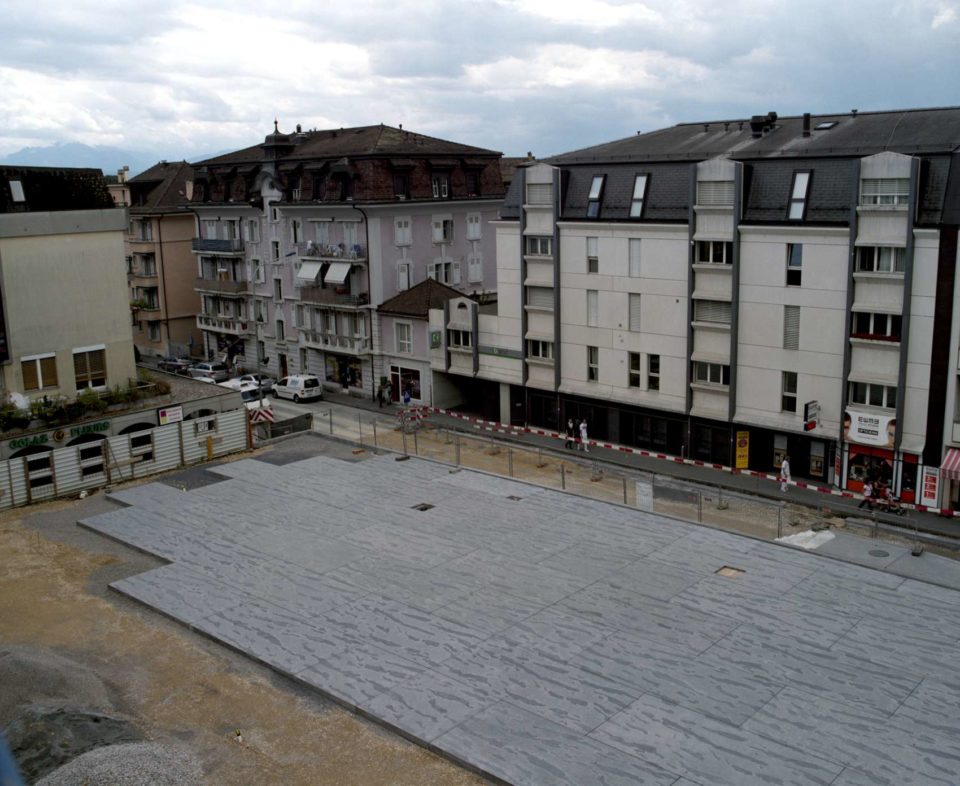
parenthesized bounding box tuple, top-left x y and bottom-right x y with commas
(74, 349, 106, 390)
(860, 178, 909, 206)
(526, 286, 554, 310)
(526, 183, 552, 205)
(694, 300, 731, 324)
(783, 305, 800, 349)
(21, 355, 58, 391)
(629, 239, 642, 277)
(697, 180, 735, 206)
(629, 294, 642, 331)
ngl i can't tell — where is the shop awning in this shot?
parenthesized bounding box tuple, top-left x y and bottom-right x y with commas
(941, 448, 960, 481)
(296, 261, 323, 283)
(325, 262, 352, 285)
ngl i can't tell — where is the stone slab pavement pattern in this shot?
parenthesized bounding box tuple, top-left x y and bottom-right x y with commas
(78, 453, 960, 786)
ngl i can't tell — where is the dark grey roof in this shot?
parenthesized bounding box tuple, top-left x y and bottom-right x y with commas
(743, 158, 856, 225)
(377, 278, 465, 318)
(562, 163, 690, 222)
(500, 176, 522, 220)
(0, 166, 113, 213)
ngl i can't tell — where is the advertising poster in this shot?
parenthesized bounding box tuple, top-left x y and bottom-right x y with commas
(735, 431, 749, 469)
(844, 409, 896, 447)
(921, 466, 940, 507)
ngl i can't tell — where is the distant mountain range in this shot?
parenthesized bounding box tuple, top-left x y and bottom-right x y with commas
(0, 142, 234, 178)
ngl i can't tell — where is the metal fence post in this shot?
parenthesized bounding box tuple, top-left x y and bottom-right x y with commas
(777, 505, 783, 538)
(328, 411, 333, 435)
(413, 429, 419, 456)
(561, 463, 566, 490)
(402, 429, 408, 456)
(358, 414, 363, 446)
(372, 420, 377, 448)
(623, 476, 627, 504)
(508, 447, 514, 477)
(455, 433, 461, 466)
(698, 492, 703, 523)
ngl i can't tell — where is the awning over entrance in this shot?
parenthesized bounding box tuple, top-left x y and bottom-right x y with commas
(941, 448, 960, 480)
(325, 262, 352, 285)
(297, 261, 323, 283)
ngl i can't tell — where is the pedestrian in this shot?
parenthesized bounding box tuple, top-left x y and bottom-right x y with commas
(858, 480, 873, 510)
(402, 383, 412, 406)
(376, 383, 384, 408)
(385, 381, 393, 404)
(779, 454, 791, 492)
(564, 419, 575, 449)
(579, 419, 589, 452)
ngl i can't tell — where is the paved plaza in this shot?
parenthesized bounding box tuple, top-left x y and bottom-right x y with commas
(78, 452, 960, 785)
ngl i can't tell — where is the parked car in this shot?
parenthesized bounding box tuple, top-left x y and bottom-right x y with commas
(188, 361, 229, 382)
(272, 374, 323, 403)
(157, 357, 192, 375)
(236, 382, 274, 413)
(225, 373, 274, 392)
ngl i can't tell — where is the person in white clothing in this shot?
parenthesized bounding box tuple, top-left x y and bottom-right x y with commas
(579, 419, 589, 452)
(780, 454, 791, 492)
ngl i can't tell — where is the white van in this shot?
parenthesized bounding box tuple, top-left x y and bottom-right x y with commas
(272, 374, 323, 403)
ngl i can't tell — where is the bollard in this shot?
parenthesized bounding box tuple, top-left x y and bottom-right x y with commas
(561, 463, 566, 490)
(508, 447, 514, 477)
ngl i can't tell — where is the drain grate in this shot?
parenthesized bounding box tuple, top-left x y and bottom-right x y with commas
(869, 549, 890, 558)
(715, 566, 745, 578)
(507, 495, 523, 501)
(412, 503, 434, 512)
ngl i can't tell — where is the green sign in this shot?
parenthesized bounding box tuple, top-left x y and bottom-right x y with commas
(69, 420, 109, 438)
(430, 330, 442, 349)
(8, 433, 49, 450)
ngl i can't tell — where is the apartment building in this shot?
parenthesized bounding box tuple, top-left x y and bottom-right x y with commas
(125, 161, 203, 359)
(429, 108, 960, 508)
(189, 123, 503, 403)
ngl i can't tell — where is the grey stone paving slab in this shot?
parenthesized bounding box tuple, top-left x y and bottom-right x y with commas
(87, 452, 960, 785)
(590, 694, 845, 786)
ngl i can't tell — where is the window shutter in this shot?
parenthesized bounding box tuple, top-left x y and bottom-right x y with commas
(629, 239, 642, 277)
(694, 300, 731, 324)
(783, 305, 800, 349)
(452, 261, 461, 285)
(697, 181, 735, 206)
(629, 294, 642, 331)
(432, 221, 444, 243)
(21, 360, 38, 390)
(527, 286, 553, 309)
(526, 183, 552, 205)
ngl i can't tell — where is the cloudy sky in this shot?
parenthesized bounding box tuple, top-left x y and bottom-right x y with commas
(2, 0, 958, 161)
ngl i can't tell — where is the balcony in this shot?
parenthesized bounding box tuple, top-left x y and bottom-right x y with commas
(300, 330, 370, 355)
(192, 238, 244, 254)
(299, 286, 369, 308)
(128, 270, 158, 285)
(197, 314, 248, 335)
(297, 241, 367, 262)
(195, 276, 249, 295)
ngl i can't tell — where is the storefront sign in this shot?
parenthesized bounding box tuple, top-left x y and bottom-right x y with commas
(430, 331, 442, 349)
(921, 466, 940, 507)
(844, 409, 896, 447)
(158, 406, 183, 426)
(69, 420, 109, 438)
(8, 433, 48, 450)
(735, 431, 749, 469)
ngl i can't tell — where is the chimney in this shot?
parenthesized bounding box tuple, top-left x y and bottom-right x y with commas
(750, 115, 766, 138)
(851, 108, 858, 117)
(802, 113, 811, 137)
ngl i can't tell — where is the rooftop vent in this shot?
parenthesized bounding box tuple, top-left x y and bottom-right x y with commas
(802, 113, 811, 137)
(749, 115, 766, 138)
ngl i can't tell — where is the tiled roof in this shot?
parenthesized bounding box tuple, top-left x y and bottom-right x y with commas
(128, 161, 193, 212)
(377, 278, 465, 318)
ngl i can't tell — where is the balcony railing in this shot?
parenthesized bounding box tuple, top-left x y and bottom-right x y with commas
(299, 286, 369, 307)
(297, 241, 367, 261)
(300, 330, 370, 354)
(197, 314, 247, 335)
(192, 238, 244, 254)
(194, 276, 249, 295)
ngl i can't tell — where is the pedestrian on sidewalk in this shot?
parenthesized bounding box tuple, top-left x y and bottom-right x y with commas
(858, 480, 874, 510)
(579, 419, 589, 452)
(780, 454, 791, 492)
(565, 419, 576, 449)
(385, 381, 393, 405)
(376, 383, 384, 408)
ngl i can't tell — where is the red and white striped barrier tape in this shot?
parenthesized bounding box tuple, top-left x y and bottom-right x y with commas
(420, 406, 954, 518)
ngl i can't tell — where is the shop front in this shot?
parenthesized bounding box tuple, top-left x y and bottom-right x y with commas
(389, 364, 423, 404)
(324, 354, 364, 393)
(841, 409, 918, 503)
(740, 427, 832, 483)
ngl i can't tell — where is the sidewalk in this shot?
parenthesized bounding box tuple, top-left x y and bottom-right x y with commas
(320, 389, 960, 543)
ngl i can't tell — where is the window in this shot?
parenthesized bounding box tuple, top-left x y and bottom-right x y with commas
(587, 346, 599, 381)
(856, 246, 905, 273)
(273, 278, 282, 301)
(861, 178, 909, 206)
(696, 241, 733, 265)
(343, 222, 359, 249)
(204, 220, 216, 239)
(852, 312, 902, 342)
(257, 340, 267, 362)
(525, 236, 552, 256)
(247, 219, 259, 243)
(586, 290, 598, 327)
(465, 170, 481, 196)
(428, 260, 460, 284)
(697, 180, 735, 206)
(786, 243, 803, 286)
(783, 305, 800, 349)
(271, 241, 280, 262)
(73, 348, 106, 390)
(432, 174, 449, 199)
(466, 213, 481, 240)
(396, 323, 412, 354)
(693, 299, 731, 325)
(587, 175, 605, 218)
(275, 320, 285, 341)
(397, 261, 411, 291)
(21, 354, 58, 391)
(586, 237, 598, 273)
(295, 304, 305, 328)
(314, 221, 329, 246)
(648, 354, 660, 391)
(849, 381, 897, 409)
(254, 299, 266, 323)
(252, 258, 264, 283)
(395, 217, 412, 246)
(629, 174, 648, 218)
(692, 361, 730, 386)
(782, 371, 798, 413)
(525, 286, 554, 310)
(270, 205, 279, 222)
(788, 171, 811, 220)
(129, 431, 154, 464)
(526, 183, 552, 205)
(629, 293, 642, 331)
(526, 339, 554, 360)
(393, 172, 409, 200)
(223, 220, 239, 240)
(432, 218, 453, 243)
(447, 329, 472, 348)
(628, 352, 641, 387)
(134, 220, 153, 241)
(467, 253, 483, 283)
(147, 322, 160, 341)
(291, 219, 302, 244)
(629, 239, 642, 277)
(9, 179, 25, 202)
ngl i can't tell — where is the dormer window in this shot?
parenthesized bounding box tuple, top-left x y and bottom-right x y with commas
(788, 171, 811, 220)
(393, 173, 409, 200)
(587, 175, 605, 218)
(9, 179, 25, 202)
(629, 174, 648, 218)
(432, 174, 449, 199)
(861, 178, 909, 206)
(465, 170, 481, 197)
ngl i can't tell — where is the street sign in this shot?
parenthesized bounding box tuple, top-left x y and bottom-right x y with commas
(250, 408, 275, 424)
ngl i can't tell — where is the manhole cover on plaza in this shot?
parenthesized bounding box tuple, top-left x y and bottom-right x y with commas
(869, 549, 890, 558)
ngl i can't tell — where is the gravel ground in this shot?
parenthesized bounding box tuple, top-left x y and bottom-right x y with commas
(36, 742, 205, 786)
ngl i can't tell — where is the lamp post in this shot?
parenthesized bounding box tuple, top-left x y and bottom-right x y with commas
(255, 321, 265, 407)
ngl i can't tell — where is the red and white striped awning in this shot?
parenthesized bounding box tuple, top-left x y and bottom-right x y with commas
(941, 449, 960, 481)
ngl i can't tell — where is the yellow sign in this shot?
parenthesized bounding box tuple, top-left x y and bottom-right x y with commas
(735, 430, 749, 469)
